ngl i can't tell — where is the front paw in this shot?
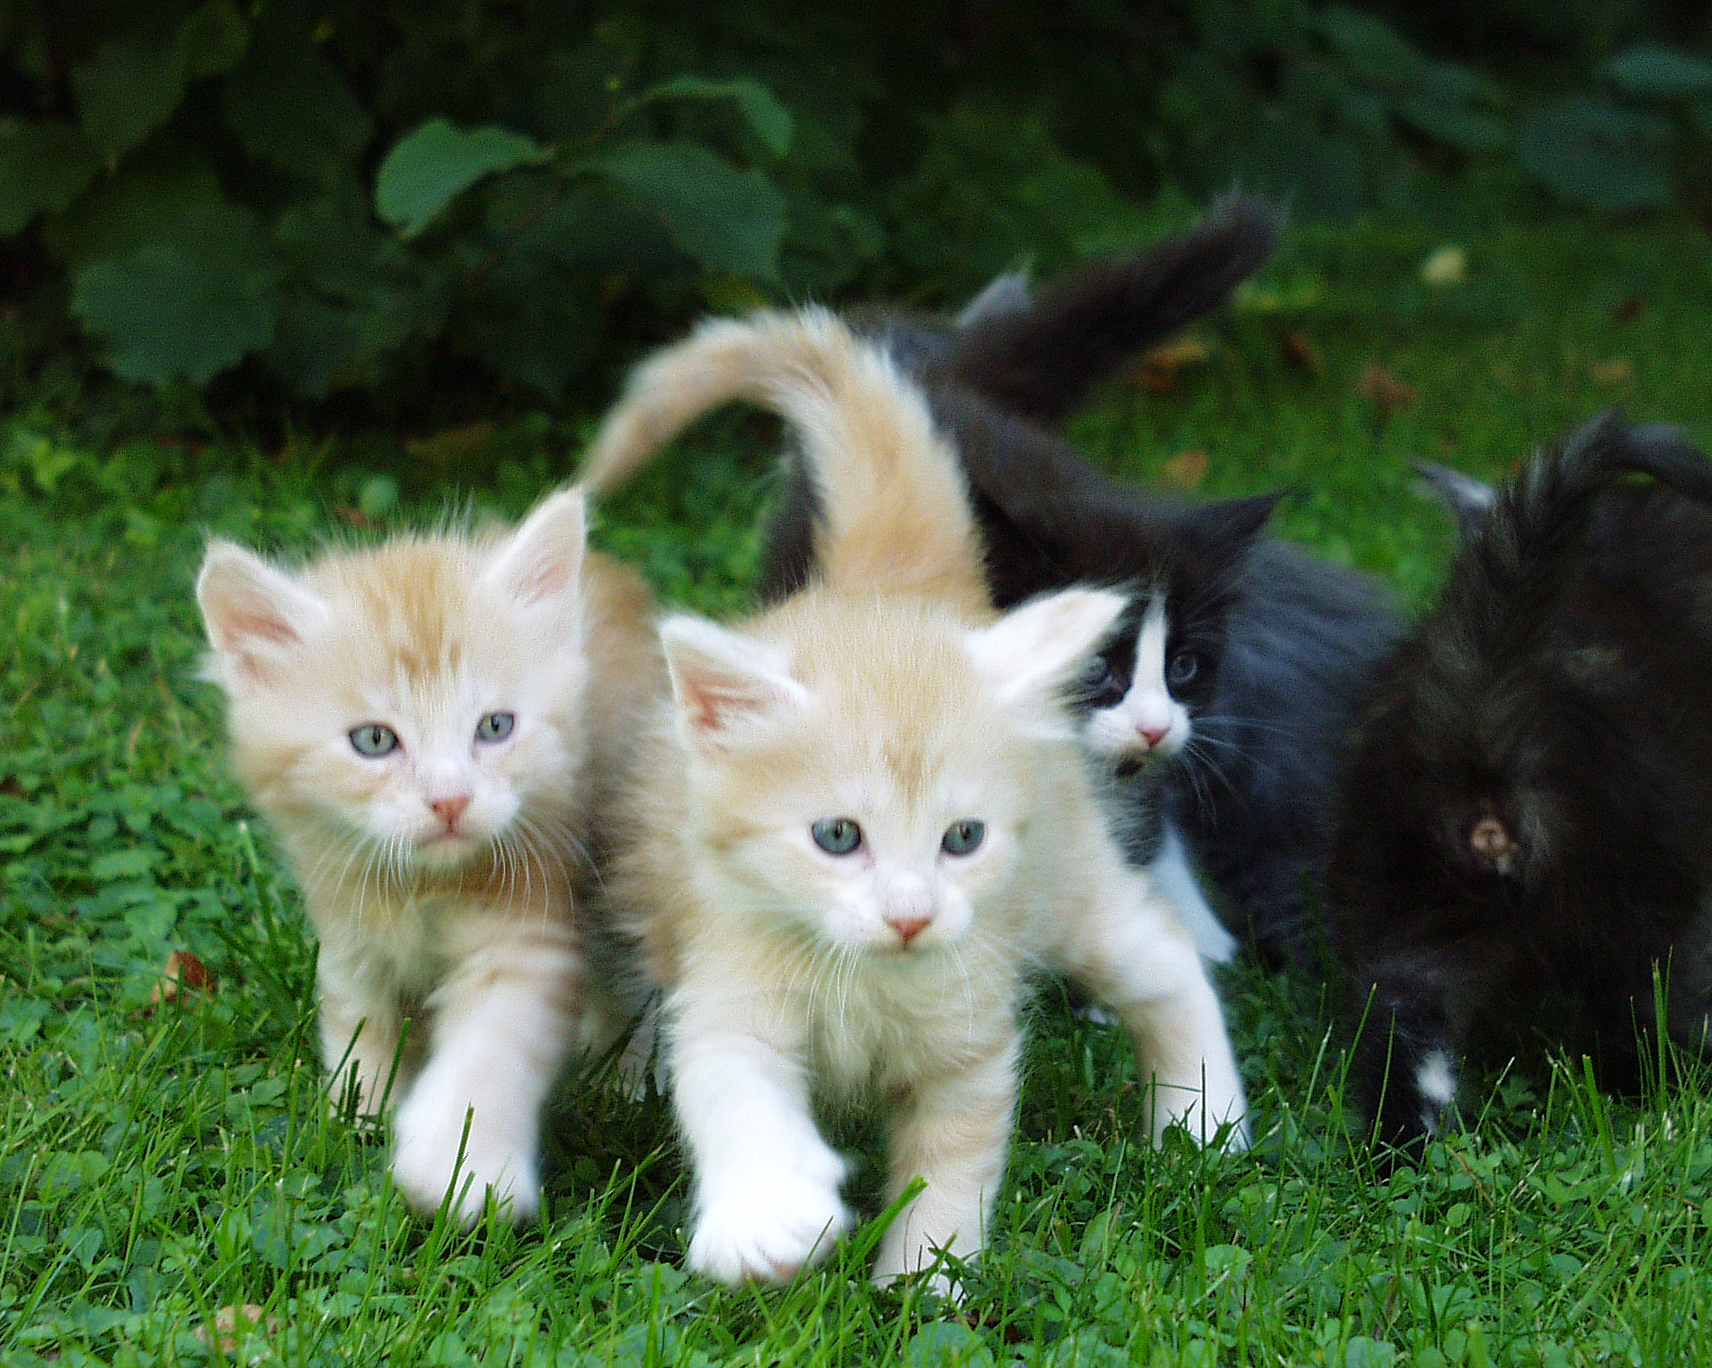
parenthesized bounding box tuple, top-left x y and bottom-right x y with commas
(688, 1167, 850, 1285)
(391, 1087, 540, 1227)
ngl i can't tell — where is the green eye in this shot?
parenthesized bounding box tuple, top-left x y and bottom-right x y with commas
(811, 818, 862, 855)
(349, 724, 398, 757)
(942, 820, 985, 856)
(475, 712, 515, 743)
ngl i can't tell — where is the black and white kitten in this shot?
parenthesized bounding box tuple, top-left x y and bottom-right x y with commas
(759, 197, 1402, 965)
(1329, 415, 1712, 1149)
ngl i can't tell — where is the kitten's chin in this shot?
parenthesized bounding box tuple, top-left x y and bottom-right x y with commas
(410, 831, 488, 872)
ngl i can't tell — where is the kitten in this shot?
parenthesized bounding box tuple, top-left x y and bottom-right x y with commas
(579, 307, 1247, 1289)
(1327, 415, 1712, 1149)
(757, 197, 1403, 965)
(196, 490, 660, 1225)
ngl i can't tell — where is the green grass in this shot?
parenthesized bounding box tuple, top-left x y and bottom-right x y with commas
(6, 210, 1712, 1366)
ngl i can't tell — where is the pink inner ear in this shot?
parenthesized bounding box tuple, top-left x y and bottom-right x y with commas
(679, 669, 764, 735)
(225, 604, 300, 650)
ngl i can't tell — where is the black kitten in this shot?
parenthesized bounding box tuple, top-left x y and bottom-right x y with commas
(758, 196, 1401, 965)
(1329, 415, 1712, 1150)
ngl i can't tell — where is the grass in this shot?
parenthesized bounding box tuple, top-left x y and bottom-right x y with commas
(6, 208, 1712, 1366)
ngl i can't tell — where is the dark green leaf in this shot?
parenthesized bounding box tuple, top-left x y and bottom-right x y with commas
(1315, 6, 1426, 88)
(637, 75, 794, 156)
(72, 26, 186, 156)
(1603, 45, 1712, 102)
(587, 140, 788, 283)
(1394, 96, 1507, 151)
(221, 17, 371, 182)
(0, 121, 102, 234)
(40, 142, 225, 268)
(1516, 97, 1675, 213)
(176, 0, 248, 81)
(374, 119, 547, 237)
(71, 204, 282, 386)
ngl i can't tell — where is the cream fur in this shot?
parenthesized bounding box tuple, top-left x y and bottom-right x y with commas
(197, 488, 660, 1227)
(589, 311, 1248, 1291)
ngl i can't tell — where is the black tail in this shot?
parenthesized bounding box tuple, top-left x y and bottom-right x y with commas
(937, 195, 1283, 424)
(1461, 412, 1712, 607)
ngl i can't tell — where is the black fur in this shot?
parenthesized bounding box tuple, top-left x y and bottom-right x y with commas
(1329, 414, 1712, 1150)
(756, 196, 1402, 964)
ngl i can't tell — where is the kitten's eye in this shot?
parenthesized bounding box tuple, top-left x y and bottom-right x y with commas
(941, 820, 986, 856)
(1081, 655, 1122, 702)
(475, 712, 515, 743)
(811, 818, 863, 855)
(1166, 651, 1200, 688)
(349, 724, 399, 757)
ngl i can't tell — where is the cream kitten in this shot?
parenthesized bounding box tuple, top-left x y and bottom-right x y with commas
(580, 309, 1247, 1290)
(196, 490, 658, 1226)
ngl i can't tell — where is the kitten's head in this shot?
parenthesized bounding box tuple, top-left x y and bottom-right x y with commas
(661, 587, 1125, 956)
(1053, 493, 1281, 773)
(197, 490, 592, 883)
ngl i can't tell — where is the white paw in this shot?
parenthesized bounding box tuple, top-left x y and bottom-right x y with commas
(688, 1167, 850, 1284)
(391, 1087, 540, 1227)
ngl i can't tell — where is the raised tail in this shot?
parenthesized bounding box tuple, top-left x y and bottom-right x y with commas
(1459, 412, 1712, 606)
(937, 195, 1283, 424)
(577, 307, 989, 610)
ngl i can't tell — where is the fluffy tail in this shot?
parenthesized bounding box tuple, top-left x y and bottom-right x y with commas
(577, 307, 989, 609)
(938, 195, 1283, 423)
(1459, 412, 1712, 606)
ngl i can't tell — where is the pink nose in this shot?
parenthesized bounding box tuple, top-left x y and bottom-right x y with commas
(886, 914, 931, 945)
(430, 795, 470, 826)
(1138, 725, 1169, 749)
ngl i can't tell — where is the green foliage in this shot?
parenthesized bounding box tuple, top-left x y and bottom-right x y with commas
(0, 1, 1707, 421)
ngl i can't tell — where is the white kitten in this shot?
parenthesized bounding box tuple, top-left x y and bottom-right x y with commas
(581, 309, 1248, 1290)
(197, 490, 658, 1226)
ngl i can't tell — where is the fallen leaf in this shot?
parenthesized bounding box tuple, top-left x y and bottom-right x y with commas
(405, 421, 499, 466)
(333, 505, 372, 528)
(1588, 358, 1634, 386)
(1159, 449, 1209, 490)
(1419, 244, 1467, 286)
(1357, 364, 1417, 412)
(1280, 330, 1323, 375)
(1137, 337, 1211, 394)
(151, 950, 215, 1006)
(195, 1305, 278, 1356)
(1613, 296, 1645, 322)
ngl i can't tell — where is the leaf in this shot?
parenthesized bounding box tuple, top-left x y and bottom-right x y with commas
(0, 121, 102, 234)
(70, 3, 248, 157)
(375, 119, 548, 236)
(150, 950, 216, 1005)
(1159, 449, 1210, 490)
(71, 204, 282, 386)
(1393, 96, 1506, 152)
(587, 140, 786, 282)
(89, 848, 158, 881)
(1516, 97, 1675, 213)
(1357, 364, 1417, 411)
(637, 75, 794, 156)
(1419, 245, 1467, 286)
(221, 13, 372, 182)
(1602, 45, 1712, 102)
(1315, 6, 1426, 88)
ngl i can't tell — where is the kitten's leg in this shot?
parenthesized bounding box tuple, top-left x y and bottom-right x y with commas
(1151, 821, 1237, 965)
(390, 913, 583, 1226)
(315, 939, 406, 1116)
(872, 1027, 1021, 1294)
(1350, 941, 1502, 1151)
(1051, 858, 1249, 1150)
(669, 987, 849, 1284)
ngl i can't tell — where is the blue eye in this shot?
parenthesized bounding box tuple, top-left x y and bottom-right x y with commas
(350, 724, 398, 757)
(942, 820, 985, 856)
(475, 712, 515, 743)
(1167, 651, 1199, 688)
(811, 818, 862, 855)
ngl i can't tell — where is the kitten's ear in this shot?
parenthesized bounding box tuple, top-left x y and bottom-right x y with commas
(196, 541, 328, 682)
(967, 588, 1128, 708)
(486, 487, 586, 610)
(660, 616, 810, 748)
(1186, 490, 1285, 553)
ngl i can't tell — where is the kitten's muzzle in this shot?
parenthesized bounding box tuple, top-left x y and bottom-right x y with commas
(1467, 813, 1518, 876)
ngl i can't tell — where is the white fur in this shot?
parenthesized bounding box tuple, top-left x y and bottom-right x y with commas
(1151, 822, 1237, 964)
(1414, 1049, 1458, 1134)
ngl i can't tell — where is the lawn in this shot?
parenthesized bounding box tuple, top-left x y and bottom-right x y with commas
(5, 209, 1712, 1366)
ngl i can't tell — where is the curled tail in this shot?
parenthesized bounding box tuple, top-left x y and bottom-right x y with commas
(578, 307, 989, 610)
(939, 195, 1283, 423)
(1457, 412, 1712, 609)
